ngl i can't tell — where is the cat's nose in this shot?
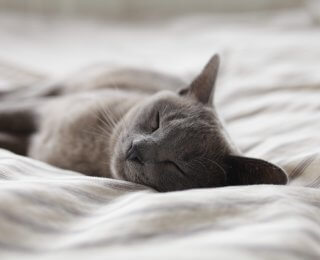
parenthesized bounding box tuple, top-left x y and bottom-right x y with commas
(126, 142, 144, 164)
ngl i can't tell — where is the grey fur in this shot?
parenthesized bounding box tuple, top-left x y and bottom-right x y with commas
(0, 55, 288, 191)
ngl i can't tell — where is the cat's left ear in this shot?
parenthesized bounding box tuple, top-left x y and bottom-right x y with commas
(179, 54, 220, 106)
(225, 155, 288, 186)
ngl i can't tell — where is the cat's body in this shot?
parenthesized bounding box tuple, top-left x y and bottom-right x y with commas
(0, 55, 288, 191)
(29, 68, 184, 177)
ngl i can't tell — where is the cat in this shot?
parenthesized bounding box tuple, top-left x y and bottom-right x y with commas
(0, 54, 288, 191)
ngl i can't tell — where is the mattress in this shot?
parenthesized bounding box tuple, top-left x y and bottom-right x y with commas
(1, 7, 320, 260)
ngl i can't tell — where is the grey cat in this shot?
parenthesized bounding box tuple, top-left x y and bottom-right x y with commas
(0, 55, 287, 191)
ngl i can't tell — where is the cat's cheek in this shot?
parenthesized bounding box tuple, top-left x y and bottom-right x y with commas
(109, 134, 129, 181)
(139, 164, 163, 190)
(110, 142, 128, 181)
(110, 155, 124, 180)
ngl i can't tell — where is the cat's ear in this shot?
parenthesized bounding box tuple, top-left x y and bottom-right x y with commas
(225, 155, 288, 185)
(179, 54, 220, 106)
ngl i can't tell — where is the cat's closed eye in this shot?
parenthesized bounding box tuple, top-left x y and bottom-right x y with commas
(150, 111, 160, 132)
(164, 161, 185, 176)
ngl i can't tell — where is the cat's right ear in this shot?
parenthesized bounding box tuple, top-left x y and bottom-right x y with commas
(225, 155, 288, 186)
(179, 54, 220, 106)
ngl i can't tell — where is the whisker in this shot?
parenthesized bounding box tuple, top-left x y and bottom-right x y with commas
(102, 104, 118, 127)
(96, 98, 117, 128)
(162, 104, 169, 115)
(96, 113, 112, 130)
(82, 128, 109, 139)
(201, 156, 226, 176)
(100, 107, 116, 129)
(98, 126, 112, 137)
(95, 109, 113, 130)
(177, 159, 200, 174)
(192, 158, 207, 171)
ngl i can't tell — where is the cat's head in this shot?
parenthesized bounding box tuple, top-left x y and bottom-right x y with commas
(110, 55, 288, 191)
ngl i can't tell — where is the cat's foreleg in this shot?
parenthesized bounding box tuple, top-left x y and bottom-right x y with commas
(0, 101, 39, 133)
(0, 101, 39, 155)
(0, 132, 29, 155)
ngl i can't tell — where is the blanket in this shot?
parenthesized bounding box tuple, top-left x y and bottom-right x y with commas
(0, 149, 320, 260)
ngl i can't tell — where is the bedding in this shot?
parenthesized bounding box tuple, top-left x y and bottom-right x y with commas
(0, 150, 320, 260)
(1, 7, 320, 260)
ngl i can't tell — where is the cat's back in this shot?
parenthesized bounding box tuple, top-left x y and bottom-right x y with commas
(60, 66, 187, 94)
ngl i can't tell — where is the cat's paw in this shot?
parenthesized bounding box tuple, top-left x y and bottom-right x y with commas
(0, 101, 37, 133)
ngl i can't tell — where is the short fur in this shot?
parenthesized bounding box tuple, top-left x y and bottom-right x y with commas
(0, 55, 288, 191)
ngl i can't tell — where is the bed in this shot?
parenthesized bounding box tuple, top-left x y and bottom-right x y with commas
(0, 5, 320, 260)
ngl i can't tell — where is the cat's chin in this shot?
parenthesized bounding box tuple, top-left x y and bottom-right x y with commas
(110, 151, 143, 185)
(123, 160, 144, 182)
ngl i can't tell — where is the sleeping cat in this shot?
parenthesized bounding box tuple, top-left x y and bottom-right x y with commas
(0, 54, 288, 191)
